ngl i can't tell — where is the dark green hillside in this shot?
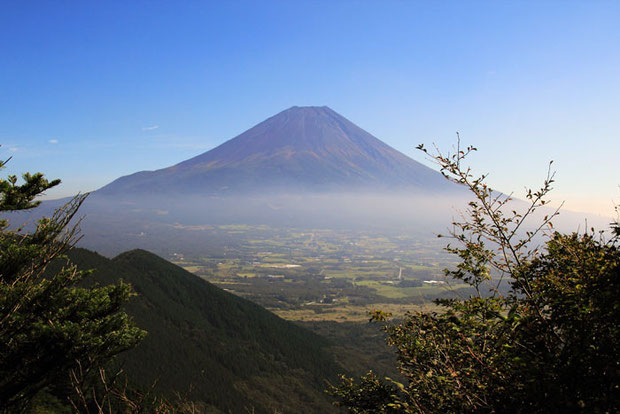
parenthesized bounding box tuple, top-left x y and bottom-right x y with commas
(65, 248, 340, 413)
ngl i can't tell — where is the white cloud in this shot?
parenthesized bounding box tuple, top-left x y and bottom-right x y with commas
(49, 139, 58, 144)
(8, 147, 19, 152)
(142, 125, 160, 131)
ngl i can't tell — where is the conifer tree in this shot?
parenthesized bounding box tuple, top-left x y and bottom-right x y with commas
(0, 155, 145, 412)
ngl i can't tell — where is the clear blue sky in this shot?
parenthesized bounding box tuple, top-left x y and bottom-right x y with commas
(1, 1, 618, 216)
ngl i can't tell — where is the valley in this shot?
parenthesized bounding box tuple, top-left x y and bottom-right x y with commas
(167, 224, 472, 322)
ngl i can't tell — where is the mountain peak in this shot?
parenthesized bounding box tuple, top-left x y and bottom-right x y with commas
(264, 105, 343, 126)
(285, 105, 331, 111)
(99, 106, 449, 195)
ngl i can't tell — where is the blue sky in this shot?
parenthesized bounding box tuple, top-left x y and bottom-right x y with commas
(1, 1, 618, 216)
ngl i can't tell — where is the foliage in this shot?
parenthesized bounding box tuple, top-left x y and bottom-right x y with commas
(329, 141, 620, 413)
(329, 372, 402, 414)
(0, 156, 145, 412)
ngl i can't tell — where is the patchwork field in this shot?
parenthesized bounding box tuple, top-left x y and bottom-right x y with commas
(169, 225, 472, 321)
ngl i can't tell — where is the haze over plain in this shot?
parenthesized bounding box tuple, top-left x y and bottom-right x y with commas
(11, 104, 605, 257)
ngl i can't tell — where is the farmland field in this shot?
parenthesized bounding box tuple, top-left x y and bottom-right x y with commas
(168, 224, 473, 321)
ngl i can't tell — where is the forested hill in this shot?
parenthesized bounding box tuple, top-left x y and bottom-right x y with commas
(65, 247, 341, 413)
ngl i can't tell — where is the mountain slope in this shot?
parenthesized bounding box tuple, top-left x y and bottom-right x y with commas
(13, 106, 466, 256)
(99, 106, 450, 195)
(65, 247, 341, 413)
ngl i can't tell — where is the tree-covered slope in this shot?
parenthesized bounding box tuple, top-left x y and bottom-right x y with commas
(65, 248, 340, 413)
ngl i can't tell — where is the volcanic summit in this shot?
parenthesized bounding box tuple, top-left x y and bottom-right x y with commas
(99, 106, 449, 195)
